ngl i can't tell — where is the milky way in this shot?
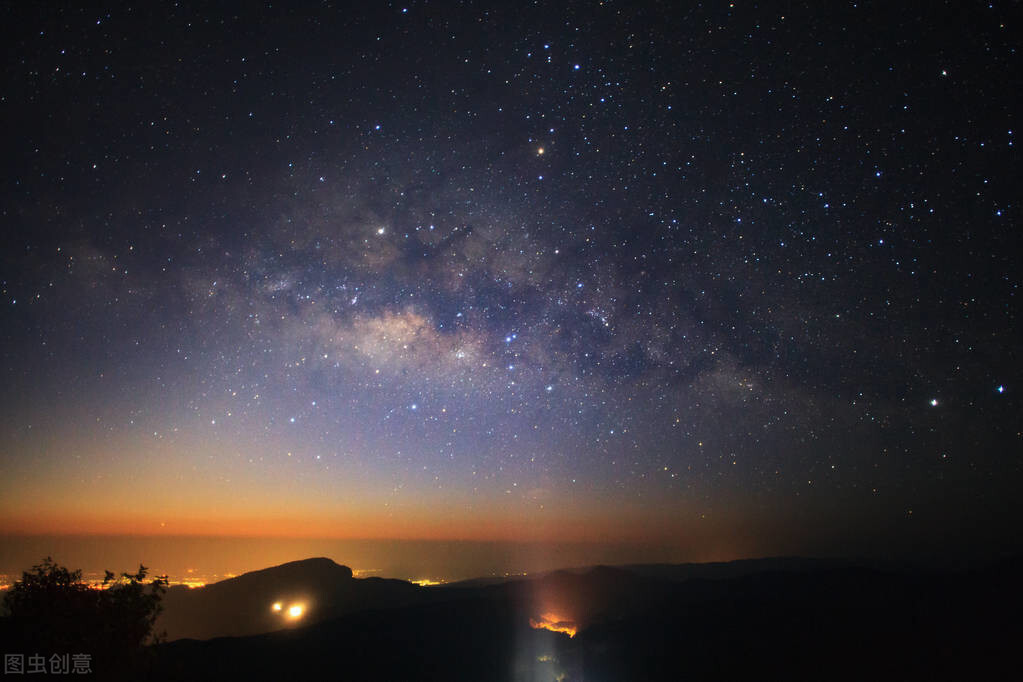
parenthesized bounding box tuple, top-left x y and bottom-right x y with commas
(1, 2, 1019, 556)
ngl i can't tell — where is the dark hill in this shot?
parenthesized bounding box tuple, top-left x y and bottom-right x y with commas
(150, 556, 1021, 681)
(159, 557, 425, 640)
(499, 565, 669, 629)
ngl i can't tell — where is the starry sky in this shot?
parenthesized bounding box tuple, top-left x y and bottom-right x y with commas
(1, 1, 1020, 561)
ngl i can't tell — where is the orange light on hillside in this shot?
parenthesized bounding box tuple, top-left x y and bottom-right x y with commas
(287, 604, 304, 619)
(271, 602, 283, 612)
(529, 612, 577, 638)
(411, 577, 444, 586)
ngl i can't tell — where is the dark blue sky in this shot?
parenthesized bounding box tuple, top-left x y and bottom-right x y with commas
(1, 1, 1019, 558)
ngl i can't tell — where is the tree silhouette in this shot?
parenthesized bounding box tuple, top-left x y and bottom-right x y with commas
(2, 557, 167, 679)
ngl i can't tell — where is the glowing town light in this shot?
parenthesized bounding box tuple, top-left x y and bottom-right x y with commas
(287, 604, 304, 619)
(271, 602, 283, 612)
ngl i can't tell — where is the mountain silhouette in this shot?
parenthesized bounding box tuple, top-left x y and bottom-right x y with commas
(158, 557, 423, 640)
(148, 556, 1020, 680)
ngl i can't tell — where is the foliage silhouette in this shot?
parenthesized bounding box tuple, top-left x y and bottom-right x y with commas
(3, 557, 167, 679)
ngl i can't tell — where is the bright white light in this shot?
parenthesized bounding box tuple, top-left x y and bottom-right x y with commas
(930, 399, 938, 407)
(271, 602, 282, 612)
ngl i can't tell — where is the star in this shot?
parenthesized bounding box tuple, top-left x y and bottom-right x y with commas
(0, 0, 1016, 568)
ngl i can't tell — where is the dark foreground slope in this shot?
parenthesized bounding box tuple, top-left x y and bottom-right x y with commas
(149, 557, 1021, 682)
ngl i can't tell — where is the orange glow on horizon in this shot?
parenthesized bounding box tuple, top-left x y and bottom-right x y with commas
(0, 504, 726, 546)
(529, 612, 577, 638)
(0, 457, 743, 546)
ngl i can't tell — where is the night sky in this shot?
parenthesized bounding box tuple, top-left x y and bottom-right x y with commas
(1, 1, 1020, 561)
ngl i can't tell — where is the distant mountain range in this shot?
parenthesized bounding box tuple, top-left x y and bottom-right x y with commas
(158, 555, 867, 641)
(149, 555, 1021, 680)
